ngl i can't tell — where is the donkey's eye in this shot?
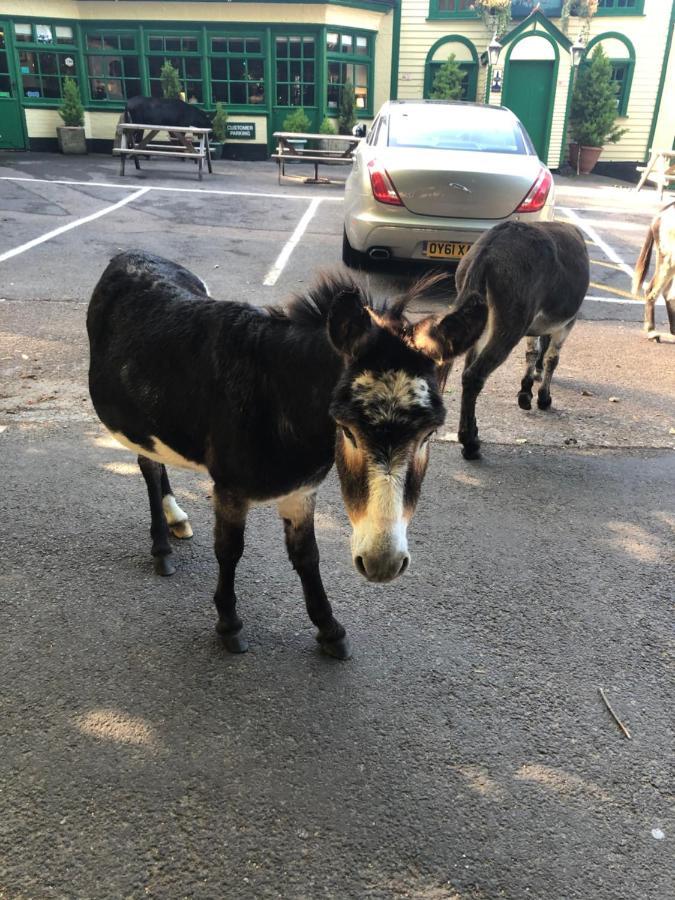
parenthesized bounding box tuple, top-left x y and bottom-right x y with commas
(341, 426, 357, 447)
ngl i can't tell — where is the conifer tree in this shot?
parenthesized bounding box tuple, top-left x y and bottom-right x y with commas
(338, 80, 356, 135)
(59, 77, 84, 127)
(430, 54, 464, 101)
(569, 45, 627, 147)
(160, 59, 182, 99)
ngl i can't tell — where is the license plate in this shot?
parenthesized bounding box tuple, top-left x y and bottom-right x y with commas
(423, 241, 471, 260)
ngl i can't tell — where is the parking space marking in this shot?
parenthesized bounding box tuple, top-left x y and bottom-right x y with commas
(0, 186, 151, 263)
(589, 281, 638, 300)
(263, 198, 322, 287)
(590, 258, 625, 271)
(559, 206, 634, 281)
(0, 175, 343, 203)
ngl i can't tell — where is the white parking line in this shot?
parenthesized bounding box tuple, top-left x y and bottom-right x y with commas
(0, 175, 344, 203)
(263, 198, 322, 287)
(0, 187, 151, 263)
(559, 206, 634, 281)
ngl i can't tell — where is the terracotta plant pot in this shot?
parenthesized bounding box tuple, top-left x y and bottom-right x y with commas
(568, 142, 603, 175)
(57, 126, 87, 155)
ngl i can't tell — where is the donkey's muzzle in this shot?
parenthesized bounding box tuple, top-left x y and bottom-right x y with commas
(354, 551, 410, 583)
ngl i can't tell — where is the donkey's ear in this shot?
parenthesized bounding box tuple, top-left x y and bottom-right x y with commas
(412, 292, 487, 363)
(327, 288, 372, 358)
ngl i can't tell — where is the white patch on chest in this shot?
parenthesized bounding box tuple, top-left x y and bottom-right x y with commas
(110, 430, 208, 473)
(353, 370, 431, 424)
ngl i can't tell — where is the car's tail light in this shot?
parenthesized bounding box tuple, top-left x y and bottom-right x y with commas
(516, 168, 553, 213)
(368, 159, 403, 206)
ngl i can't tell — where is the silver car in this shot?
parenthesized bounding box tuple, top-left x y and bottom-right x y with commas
(343, 99, 555, 268)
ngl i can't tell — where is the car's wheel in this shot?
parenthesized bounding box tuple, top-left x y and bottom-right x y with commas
(342, 228, 367, 270)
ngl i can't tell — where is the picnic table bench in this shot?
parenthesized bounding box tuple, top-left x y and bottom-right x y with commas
(271, 131, 363, 184)
(114, 122, 213, 179)
(636, 149, 675, 200)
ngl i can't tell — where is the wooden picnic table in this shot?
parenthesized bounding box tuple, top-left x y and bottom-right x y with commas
(114, 122, 213, 180)
(636, 149, 675, 200)
(271, 131, 363, 184)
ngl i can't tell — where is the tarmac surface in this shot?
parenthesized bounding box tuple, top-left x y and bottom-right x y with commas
(1, 153, 673, 899)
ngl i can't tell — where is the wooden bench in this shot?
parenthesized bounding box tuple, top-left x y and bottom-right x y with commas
(636, 149, 675, 200)
(271, 131, 362, 184)
(114, 122, 213, 180)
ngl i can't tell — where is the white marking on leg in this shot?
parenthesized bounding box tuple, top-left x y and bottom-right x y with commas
(277, 486, 317, 524)
(163, 494, 193, 539)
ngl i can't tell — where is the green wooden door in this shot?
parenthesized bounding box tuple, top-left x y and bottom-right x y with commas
(502, 60, 554, 161)
(272, 34, 319, 138)
(0, 22, 27, 150)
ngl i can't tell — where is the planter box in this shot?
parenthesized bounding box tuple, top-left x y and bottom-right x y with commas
(57, 126, 87, 155)
(210, 141, 224, 160)
(569, 142, 602, 175)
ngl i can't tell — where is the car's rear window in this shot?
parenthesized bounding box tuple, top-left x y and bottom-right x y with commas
(387, 105, 530, 155)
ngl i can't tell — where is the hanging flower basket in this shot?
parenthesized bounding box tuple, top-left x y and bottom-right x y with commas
(473, 0, 512, 37)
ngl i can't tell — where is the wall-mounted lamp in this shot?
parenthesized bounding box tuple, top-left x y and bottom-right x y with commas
(571, 35, 586, 68)
(487, 33, 502, 67)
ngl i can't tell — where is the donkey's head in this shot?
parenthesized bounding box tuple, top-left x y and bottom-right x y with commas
(327, 275, 482, 583)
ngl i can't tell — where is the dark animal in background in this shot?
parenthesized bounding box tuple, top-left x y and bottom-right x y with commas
(411, 221, 590, 460)
(632, 201, 675, 343)
(123, 96, 212, 130)
(87, 253, 466, 659)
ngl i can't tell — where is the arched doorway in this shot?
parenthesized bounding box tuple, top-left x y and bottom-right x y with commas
(502, 33, 558, 161)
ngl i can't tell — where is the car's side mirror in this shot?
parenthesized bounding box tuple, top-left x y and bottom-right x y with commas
(352, 123, 367, 138)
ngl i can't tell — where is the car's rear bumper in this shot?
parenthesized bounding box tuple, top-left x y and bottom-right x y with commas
(345, 201, 555, 260)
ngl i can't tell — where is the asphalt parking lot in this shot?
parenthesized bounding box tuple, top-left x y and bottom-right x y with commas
(1, 153, 673, 900)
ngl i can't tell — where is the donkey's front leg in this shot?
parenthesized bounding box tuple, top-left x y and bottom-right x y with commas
(518, 337, 539, 410)
(213, 487, 249, 654)
(278, 490, 351, 660)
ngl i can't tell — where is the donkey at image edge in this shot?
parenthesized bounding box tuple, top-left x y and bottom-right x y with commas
(422, 221, 590, 460)
(87, 252, 463, 658)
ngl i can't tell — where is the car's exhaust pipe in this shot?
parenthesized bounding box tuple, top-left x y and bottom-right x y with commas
(368, 247, 391, 260)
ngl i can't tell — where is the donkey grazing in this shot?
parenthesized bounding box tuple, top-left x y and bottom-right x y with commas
(87, 252, 466, 658)
(413, 220, 589, 460)
(632, 201, 675, 343)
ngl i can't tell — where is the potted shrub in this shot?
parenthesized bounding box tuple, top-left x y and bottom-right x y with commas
(318, 116, 339, 153)
(568, 44, 627, 174)
(282, 107, 311, 151)
(57, 76, 86, 154)
(430, 53, 464, 100)
(210, 102, 227, 160)
(338, 80, 356, 135)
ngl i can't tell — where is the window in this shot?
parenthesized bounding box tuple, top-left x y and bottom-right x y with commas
(326, 31, 372, 113)
(423, 39, 479, 103)
(597, 0, 643, 13)
(275, 36, 315, 107)
(428, 0, 477, 19)
(85, 31, 141, 102)
(14, 21, 79, 102)
(210, 35, 265, 105)
(610, 61, 631, 115)
(584, 34, 634, 117)
(147, 33, 203, 102)
(426, 61, 477, 101)
(14, 23, 75, 45)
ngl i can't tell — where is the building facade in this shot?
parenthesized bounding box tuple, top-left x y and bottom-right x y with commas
(0, 0, 673, 174)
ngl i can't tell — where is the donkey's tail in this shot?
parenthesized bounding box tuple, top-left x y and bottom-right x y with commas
(632, 225, 654, 296)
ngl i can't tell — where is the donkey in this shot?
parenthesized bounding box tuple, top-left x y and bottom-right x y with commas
(632, 200, 675, 343)
(87, 252, 472, 659)
(412, 220, 590, 460)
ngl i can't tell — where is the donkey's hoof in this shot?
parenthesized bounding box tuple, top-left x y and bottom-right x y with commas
(537, 393, 553, 410)
(518, 391, 532, 410)
(461, 444, 482, 461)
(154, 555, 176, 577)
(215, 621, 249, 653)
(318, 634, 352, 660)
(170, 520, 193, 539)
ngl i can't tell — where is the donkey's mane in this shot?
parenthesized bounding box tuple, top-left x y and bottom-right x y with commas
(268, 269, 450, 331)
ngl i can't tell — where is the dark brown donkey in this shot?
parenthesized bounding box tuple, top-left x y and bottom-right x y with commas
(87, 252, 467, 659)
(412, 221, 590, 460)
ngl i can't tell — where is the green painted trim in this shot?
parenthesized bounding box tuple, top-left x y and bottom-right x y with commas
(0, 16, 29, 148)
(500, 9, 571, 50)
(558, 63, 576, 167)
(596, 0, 644, 14)
(425, 33, 479, 64)
(585, 31, 635, 60)
(646, 0, 675, 159)
(390, 0, 400, 100)
(501, 30, 560, 163)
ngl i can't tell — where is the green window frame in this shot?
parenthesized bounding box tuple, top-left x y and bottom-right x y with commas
(14, 22, 79, 103)
(584, 32, 635, 117)
(427, 0, 478, 21)
(275, 34, 316, 109)
(326, 29, 373, 116)
(209, 34, 265, 107)
(146, 31, 203, 103)
(423, 37, 478, 102)
(597, 0, 644, 14)
(84, 29, 141, 104)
